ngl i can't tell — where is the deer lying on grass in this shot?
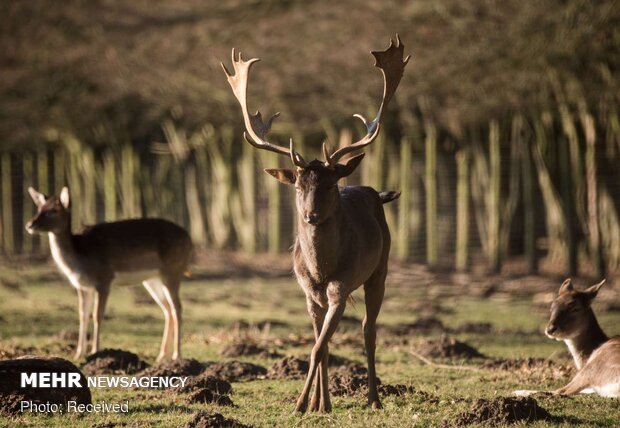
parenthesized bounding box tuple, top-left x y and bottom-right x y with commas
(222, 36, 409, 412)
(544, 278, 620, 397)
(26, 187, 192, 361)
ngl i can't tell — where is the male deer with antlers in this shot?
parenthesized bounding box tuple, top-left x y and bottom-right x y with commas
(222, 36, 409, 412)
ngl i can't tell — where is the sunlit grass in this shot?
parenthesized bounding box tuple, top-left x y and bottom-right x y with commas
(0, 261, 619, 427)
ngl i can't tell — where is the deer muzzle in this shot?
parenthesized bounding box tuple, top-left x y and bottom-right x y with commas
(304, 212, 321, 225)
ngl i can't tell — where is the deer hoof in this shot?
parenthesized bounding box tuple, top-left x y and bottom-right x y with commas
(294, 399, 308, 414)
(369, 400, 383, 410)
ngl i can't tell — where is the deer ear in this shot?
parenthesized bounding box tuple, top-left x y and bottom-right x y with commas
(28, 187, 47, 207)
(559, 278, 573, 294)
(264, 168, 296, 185)
(59, 186, 71, 209)
(583, 279, 605, 299)
(335, 153, 365, 178)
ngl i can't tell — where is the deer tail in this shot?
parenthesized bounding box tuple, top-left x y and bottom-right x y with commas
(379, 191, 401, 204)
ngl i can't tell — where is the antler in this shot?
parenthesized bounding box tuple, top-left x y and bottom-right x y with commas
(221, 49, 307, 168)
(324, 35, 410, 166)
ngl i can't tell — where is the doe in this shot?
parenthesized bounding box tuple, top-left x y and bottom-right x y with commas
(222, 36, 409, 412)
(545, 278, 620, 397)
(26, 187, 192, 361)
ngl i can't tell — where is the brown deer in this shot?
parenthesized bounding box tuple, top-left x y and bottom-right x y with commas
(26, 186, 192, 361)
(222, 36, 409, 412)
(545, 278, 620, 397)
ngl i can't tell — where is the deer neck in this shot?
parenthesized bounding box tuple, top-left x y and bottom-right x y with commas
(564, 310, 609, 369)
(47, 218, 82, 281)
(297, 205, 345, 283)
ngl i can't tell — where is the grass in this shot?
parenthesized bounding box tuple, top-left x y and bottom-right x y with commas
(0, 260, 619, 427)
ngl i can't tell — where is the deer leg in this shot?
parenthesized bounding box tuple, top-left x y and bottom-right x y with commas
(363, 270, 386, 410)
(553, 371, 591, 396)
(163, 281, 183, 360)
(91, 287, 110, 354)
(318, 342, 331, 412)
(75, 288, 94, 360)
(295, 297, 345, 414)
(143, 278, 173, 361)
(307, 299, 327, 412)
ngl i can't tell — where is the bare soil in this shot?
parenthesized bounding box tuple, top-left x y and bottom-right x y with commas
(219, 343, 281, 359)
(386, 316, 446, 336)
(482, 357, 574, 379)
(267, 354, 356, 380)
(230, 319, 289, 330)
(138, 358, 205, 379)
(450, 397, 551, 426)
(82, 349, 148, 375)
(416, 336, 485, 359)
(0, 357, 91, 414)
(203, 361, 266, 381)
(184, 411, 251, 428)
(267, 356, 307, 379)
(177, 374, 233, 405)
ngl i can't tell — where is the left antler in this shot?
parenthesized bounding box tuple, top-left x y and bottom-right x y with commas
(324, 35, 410, 166)
(221, 49, 308, 168)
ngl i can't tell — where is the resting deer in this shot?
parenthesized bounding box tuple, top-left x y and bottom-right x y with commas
(26, 187, 192, 361)
(222, 36, 409, 412)
(545, 278, 620, 397)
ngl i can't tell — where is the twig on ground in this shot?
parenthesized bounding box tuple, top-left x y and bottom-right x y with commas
(408, 349, 483, 372)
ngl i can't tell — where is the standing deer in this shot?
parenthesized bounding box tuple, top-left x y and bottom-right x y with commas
(222, 36, 409, 412)
(26, 186, 192, 361)
(545, 278, 620, 397)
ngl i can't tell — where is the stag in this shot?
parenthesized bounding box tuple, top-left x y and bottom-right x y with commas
(222, 36, 409, 412)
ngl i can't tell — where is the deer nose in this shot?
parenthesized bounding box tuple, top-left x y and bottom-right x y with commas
(304, 212, 320, 225)
(545, 324, 557, 336)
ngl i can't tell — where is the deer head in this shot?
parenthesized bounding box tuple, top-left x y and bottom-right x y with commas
(221, 36, 409, 225)
(25, 187, 71, 234)
(545, 278, 606, 340)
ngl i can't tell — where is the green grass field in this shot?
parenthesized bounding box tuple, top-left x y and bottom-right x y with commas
(0, 260, 619, 427)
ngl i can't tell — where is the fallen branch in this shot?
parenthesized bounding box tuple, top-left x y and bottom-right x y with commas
(408, 350, 483, 372)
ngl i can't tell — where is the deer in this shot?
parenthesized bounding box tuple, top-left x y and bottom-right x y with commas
(221, 36, 409, 412)
(543, 278, 620, 397)
(25, 186, 192, 362)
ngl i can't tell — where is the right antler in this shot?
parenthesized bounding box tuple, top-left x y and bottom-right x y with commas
(221, 49, 307, 168)
(324, 35, 410, 166)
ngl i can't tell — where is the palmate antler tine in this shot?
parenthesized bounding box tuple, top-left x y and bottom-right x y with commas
(221, 49, 307, 166)
(326, 35, 410, 166)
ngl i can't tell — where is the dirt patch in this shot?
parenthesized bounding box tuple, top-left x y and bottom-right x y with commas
(82, 349, 148, 375)
(451, 397, 550, 426)
(185, 411, 251, 428)
(56, 330, 90, 342)
(204, 361, 266, 381)
(452, 322, 493, 334)
(267, 356, 307, 379)
(482, 358, 574, 379)
(378, 384, 416, 396)
(387, 317, 446, 336)
(0, 357, 91, 414)
(267, 355, 355, 380)
(178, 374, 232, 394)
(328, 363, 372, 397)
(176, 375, 234, 406)
(220, 343, 282, 359)
(416, 336, 485, 359)
(0, 345, 38, 360)
(138, 358, 205, 379)
(229, 319, 289, 332)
